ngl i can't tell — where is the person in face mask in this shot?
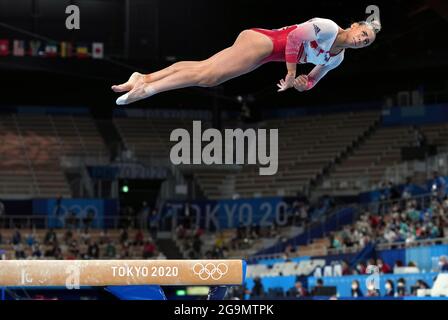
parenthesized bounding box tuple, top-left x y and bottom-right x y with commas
(351, 280, 363, 297)
(384, 280, 395, 297)
(376, 258, 391, 274)
(439, 256, 448, 272)
(396, 278, 407, 297)
(366, 282, 380, 297)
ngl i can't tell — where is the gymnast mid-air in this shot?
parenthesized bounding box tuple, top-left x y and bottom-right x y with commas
(112, 17, 381, 105)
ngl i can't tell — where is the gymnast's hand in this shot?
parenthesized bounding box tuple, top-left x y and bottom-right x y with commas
(293, 75, 309, 92)
(277, 72, 296, 92)
(112, 72, 153, 105)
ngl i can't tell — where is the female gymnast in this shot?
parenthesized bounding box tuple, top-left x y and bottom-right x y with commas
(112, 17, 381, 105)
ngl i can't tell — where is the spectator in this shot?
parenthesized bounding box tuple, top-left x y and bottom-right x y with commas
(83, 209, 96, 230)
(384, 280, 395, 297)
(402, 177, 414, 200)
(250, 277, 265, 298)
(105, 241, 117, 258)
(32, 244, 42, 258)
(120, 228, 129, 244)
(341, 260, 352, 275)
(284, 244, 296, 258)
(80, 229, 91, 244)
(69, 240, 80, 258)
(63, 229, 73, 245)
(25, 232, 36, 247)
(143, 240, 156, 259)
(396, 278, 407, 297)
(45, 244, 62, 259)
(65, 209, 77, 229)
(311, 279, 324, 296)
(44, 229, 57, 245)
(13, 243, 26, 259)
(431, 171, 447, 200)
(366, 282, 380, 297)
(439, 255, 448, 272)
(354, 262, 366, 275)
(134, 229, 145, 246)
(176, 224, 186, 239)
(413, 280, 430, 295)
(87, 241, 100, 259)
(149, 208, 159, 240)
(351, 280, 363, 297)
(290, 281, 307, 298)
(99, 230, 110, 245)
(12, 228, 22, 245)
(376, 258, 392, 274)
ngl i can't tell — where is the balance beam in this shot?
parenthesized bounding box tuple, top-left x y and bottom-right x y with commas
(0, 260, 246, 287)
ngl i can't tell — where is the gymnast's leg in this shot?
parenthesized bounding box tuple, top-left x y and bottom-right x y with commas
(111, 61, 201, 93)
(113, 30, 273, 105)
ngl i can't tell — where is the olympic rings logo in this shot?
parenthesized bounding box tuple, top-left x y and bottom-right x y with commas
(192, 263, 229, 281)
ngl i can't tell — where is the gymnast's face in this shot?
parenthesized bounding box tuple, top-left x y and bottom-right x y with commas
(346, 23, 376, 49)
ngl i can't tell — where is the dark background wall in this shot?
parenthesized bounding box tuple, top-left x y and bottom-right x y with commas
(0, 0, 447, 115)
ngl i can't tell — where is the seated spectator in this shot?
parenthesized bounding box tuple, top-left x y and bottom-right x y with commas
(331, 234, 342, 249)
(193, 226, 204, 238)
(354, 262, 366, 275)
(120, 228, 129, 244)
(45, 244, 62, 260)
(384, 280, 395, 297)
(12, 228, 22, 245)
(104, 241, 116, 258)
(99, 230, 110, 245)
(176, 224, 186, 239)
(65, 210, 78, 229)
(341, 260, 352, 275)
(56, 245, 68, 259)
(396, 278, 407, 297)
(351, 280, 363, 297)
(311, 279, 324, 296)
(44, 229, 57, 245)
(83, 209, 95, 230)
(250, 277, 265, 299)
(284, 244, 296, 258)
(80, 229, 91, 245)
(143, 240, 156, 259)
(32, 244, 42, 258)
(63, 229, 73, 245)
(439, 255, 448, 272)
(289, 281, 307, 298)
(412, 280, 430, 295)
(13, 243, 26, 259)
(366, 282, 380, 297)
(134, 229, 145, 246)
(25, 233, 36, 247)
(69, 239, 79, 257)
(376, 258, 392, 274)
(65, 247, 78, 260)
(394, 260, 404, 269)
(87, 241, 100, 259)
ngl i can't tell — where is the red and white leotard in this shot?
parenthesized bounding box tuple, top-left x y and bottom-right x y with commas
(251, 18, 345, 90)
